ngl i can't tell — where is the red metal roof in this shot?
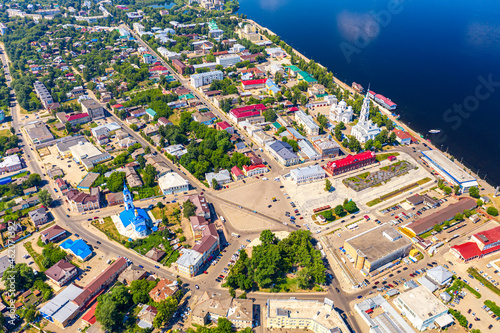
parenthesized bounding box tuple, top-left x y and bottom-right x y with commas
(66, 113, 89, 121)
(473, 225, 500, 245)
(243, 164, 267, 172)
(231, 104, 266, 113)
(231, 166, 244, 177)
(111, 104, 124, 108)
(149, 65, 168, 72)
(451, 242, 482, 260)
(327, 152, 375, 169)
(217, 121, 231, 129)
(81, 302, 97, 325)
(288, 107, 299, 112)
(375, 94, 397, 107)
(241, 79, 267, 86)
(393, 129, 412, 140)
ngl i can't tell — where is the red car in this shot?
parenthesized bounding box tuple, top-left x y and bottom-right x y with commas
(388, 284, 394, 288)
(204, 271, 208, 274)
(93, 216, 99, 220)
(374, 281, 379, 285)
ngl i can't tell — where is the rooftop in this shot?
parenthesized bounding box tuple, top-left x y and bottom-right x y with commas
(397, 285, 448, 321)
(327, 151, 375, 169)
(422, 150, 477, 185)
(345, 223, 412, 263)
(176, 248, 202, 267)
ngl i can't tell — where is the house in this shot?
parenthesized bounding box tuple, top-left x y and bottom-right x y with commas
(0, 155, 23, 173)
(158, 117, 173, 127)
(145, 247, 166, 262)
(29, 207, 48, 226)
(290, 165, 326, 185)
(146, 108, 157, 119)
(172, 59, 188, 74)
(229, 104, 266, 123)
(192, 292, 253, 329)
(241, 78, 267, 90)
(393, 129, 413, 145)
(231, 166, 245, 181)
(66, 188, 101, 212)
(192, 111, 217, 125)
(45, 260, 77, 287)
(205, 169, 231, 188)
(158, 172, 189, 195)
(23, 186, 38, 195)
(265, 141, 300, 166)
(215, 121, 234, 134)
(106, 192, 124, 206)
(149, 278, 179, 303)
(242, 164, 268, 177)
(188, 195, 211, 220)
(118, 264, 147, 285)
(41, 225, 67, 244)
(55, 178, 68, 190)
(137, 305, 157, 329)
(60, 239, 92, 261)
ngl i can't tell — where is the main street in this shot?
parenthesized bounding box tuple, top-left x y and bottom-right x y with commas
(0, 40, 362, 332)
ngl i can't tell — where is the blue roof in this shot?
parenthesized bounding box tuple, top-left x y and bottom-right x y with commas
(60, 239, 92, 260)
(119, 207, 149, 233)
(146, 108, 157, 116)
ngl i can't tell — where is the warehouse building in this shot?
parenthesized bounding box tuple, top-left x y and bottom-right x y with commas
(450, 225, 500, 262)
(421, 150, 478, 192)
(344, 224, 412, 273)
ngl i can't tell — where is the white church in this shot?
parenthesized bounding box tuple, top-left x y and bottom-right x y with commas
(351, 92, 381, 143)
(329, 96, 354, 124)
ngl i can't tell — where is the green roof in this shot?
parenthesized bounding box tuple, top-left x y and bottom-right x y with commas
(272, 122, 282, 129)
(316, 93, 328, 98)
(302, 76, 318, 83)
(285, 65, 301, 72)
(146, 108, 157, 116)
(179, 93, 195, 100)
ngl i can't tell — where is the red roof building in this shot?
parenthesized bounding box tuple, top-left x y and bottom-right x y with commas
(241, 79, 267, 90)
(81, 302, 98, 325)
(216, 121, 234, 134)
(228, 104, 266, 123)
(66, 113, 91, 125)
(393, 129, 415, 145)
(242, 164, 268, 177)
(450, 225, 500, 262)
(231, 166, 245, 180)
(325, 152, 376, 176)
(111, 104, 124, 109)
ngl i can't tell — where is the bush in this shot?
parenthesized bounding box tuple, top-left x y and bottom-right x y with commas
(487, 207, 499, 216)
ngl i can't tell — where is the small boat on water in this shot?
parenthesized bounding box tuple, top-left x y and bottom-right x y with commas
(429, 129, 441, 134)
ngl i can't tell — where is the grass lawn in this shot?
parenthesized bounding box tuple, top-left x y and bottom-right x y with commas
(92, 217, 129, 243)
(168, 108, 183, 126)
(137, 186, 161, 199)
(376, 152, 400, 162)
(23, 241, 47, 271)
(12, 170, 30, 179)
(0, 129, 12, 137)
(484, 300, 500, 317)
(446, 279, 481, 299)
(150, 203, 180, 220)
(417, 177, 431, 185)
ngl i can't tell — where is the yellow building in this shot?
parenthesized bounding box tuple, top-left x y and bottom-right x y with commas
(344, 223, 412, 273)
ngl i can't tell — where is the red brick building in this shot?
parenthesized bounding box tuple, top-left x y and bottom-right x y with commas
(172, 59, 187, 75)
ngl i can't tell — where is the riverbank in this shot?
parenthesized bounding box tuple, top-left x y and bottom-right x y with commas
(243, 18, 495, 193)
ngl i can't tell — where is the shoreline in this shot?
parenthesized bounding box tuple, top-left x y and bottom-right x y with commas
(243, 18, 495, 192)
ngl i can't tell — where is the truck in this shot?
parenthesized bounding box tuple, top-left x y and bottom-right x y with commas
(231, 233, 240, 238)
(220, 216, 226, 223)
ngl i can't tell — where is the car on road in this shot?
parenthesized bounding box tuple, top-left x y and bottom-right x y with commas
(335, 287, 340, 292)
(94, 216, 99, 220)
(155, 265, 160, 269)
(246, 239, 251, 243)
(97, 241, 101, 244)
(139, 265, 144, 268)
(87, 218, 92, 221)
(195, 285, 199, 289)
(75, 234, 79, 237)
(357, 295, 362, 299)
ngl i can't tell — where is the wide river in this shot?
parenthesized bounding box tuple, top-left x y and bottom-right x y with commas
(238, 0, 500, 187)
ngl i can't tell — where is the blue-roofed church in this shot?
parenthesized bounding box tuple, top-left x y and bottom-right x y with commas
(111, 183, 152, 239)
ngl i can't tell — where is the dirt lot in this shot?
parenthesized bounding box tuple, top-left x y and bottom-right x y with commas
(42, 145, 88, 187)
(218, 203, 274, 232)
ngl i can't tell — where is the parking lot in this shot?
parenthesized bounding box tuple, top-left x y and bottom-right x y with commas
(42, 145, 88, 187)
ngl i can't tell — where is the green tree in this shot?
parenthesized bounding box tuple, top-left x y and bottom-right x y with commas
(157, 202, 165, 209)
(487, 207, 499, 216)
(334, 205, 344, 216)
(2, 263, 35, 291)
(454, 213, 464, 221)
(325, 179, 332, 192)
(454, 185, 460, 195)
(263, 109, 277, 122)
(476, 199, 484, 206)
(212, 178, 219, 189)
(39, 189, 53, 207)
(153, 296, 178, 328)
(65, 121, 72, 134)
(130, 279, 156, 304)
(433, 224, 443, 232)
(443, 186, 452, 195)
(469, 186, 480, 198)
(107, 172, 126, 192)
(183, 200, 196, 218)
(260, 230, 277, 246)
(343, 200, 358, 213)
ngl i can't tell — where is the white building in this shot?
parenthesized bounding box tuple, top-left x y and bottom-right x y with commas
(265, 47, 286, 58)
(290, 165, 326, 185)
(329, 96, 354, 124)
(133, 22, 145, 34)
(216, 54, 241, 68)
(190, 70, 224, 88)
(158, 172, 189, 195)
(351, 93, 381, 143)
(158, 47, 180, 60)
(295, 110, 320, 136)
(175, 248, 203, 278)
(394, 286, 453, 331)
(205, 169, 231, 187)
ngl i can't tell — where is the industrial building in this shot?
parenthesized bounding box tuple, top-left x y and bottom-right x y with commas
(24, 121, 54, 144)
(394, 286, 453, 331)
(80, 98, 105, 119)
(404, 198, 476, 236)
(344, 224, 412, 273)
(421, 150, 478, 192)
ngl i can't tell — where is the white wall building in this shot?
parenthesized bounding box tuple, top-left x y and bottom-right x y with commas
(329, 96, 354, 124)
(394, 286, 452, 331)
(290, 165, 326, 185)
(158, 172, 189, 195)
(175, 248, 203, 278)
(295, 110, 320, 136)
(351, 93, 381, 143)
(216, 54, 241, 68)
(190, 70, 224, 88)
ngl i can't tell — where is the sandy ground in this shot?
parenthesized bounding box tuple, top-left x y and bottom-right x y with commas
(218, 203, 274, 232)
(42, 145, 88, 187)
